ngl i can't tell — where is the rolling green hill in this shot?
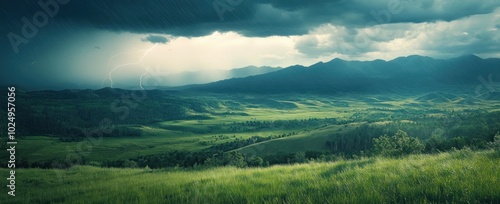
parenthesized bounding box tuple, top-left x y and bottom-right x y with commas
(2, 91, 500, 168)
(1, 150, 498, 203)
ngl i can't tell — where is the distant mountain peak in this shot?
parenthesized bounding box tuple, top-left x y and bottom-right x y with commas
(327, 58, 346, 63)
(153, 66, 281, 87)
(392, 55, 433, 61)
(184, 55, 500, 94)
(456, 54, 482, 60)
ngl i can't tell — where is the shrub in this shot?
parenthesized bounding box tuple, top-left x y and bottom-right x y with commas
(373, 130, 424, 157)
(227, 152, 247, 168)
(292, 151, 307, 163)
(488, 132, 500, 151)
(247, 157, 264, 167)
(123, 160, 138, 168)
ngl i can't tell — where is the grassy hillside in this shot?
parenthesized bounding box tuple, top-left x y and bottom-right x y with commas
(2, 150, 499, 203)
(236, 124, 349, 156)
(3, 91, 500, 167)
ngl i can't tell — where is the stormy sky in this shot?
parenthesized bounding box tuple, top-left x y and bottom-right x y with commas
(1, 0, 499, 90)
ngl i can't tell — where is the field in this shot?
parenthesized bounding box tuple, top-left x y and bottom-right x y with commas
(1, 149, 498, 203)
(4, 91, 499, 164)
(1, 90, 500, 203)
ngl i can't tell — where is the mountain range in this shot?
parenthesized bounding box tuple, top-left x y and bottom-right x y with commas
(147, 66, 281, 87)
(179, 55, 500, 94)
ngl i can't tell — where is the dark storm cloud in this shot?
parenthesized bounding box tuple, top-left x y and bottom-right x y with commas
(1, 0, 499, 37)
(141, 35, 169, 44)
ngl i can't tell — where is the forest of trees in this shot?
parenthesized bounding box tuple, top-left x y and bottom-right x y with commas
(0, 89, 222, 140)
(325, 110, 500, 156)
(3, 89, 500, 170)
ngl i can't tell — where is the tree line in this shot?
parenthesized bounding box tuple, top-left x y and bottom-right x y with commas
(325, 110, 500, 156)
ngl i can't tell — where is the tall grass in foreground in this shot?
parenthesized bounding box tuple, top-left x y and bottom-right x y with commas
(2, 150, 499, 203)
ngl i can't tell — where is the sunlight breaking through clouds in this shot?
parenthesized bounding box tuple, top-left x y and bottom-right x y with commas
(1, 0, 498, 89)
